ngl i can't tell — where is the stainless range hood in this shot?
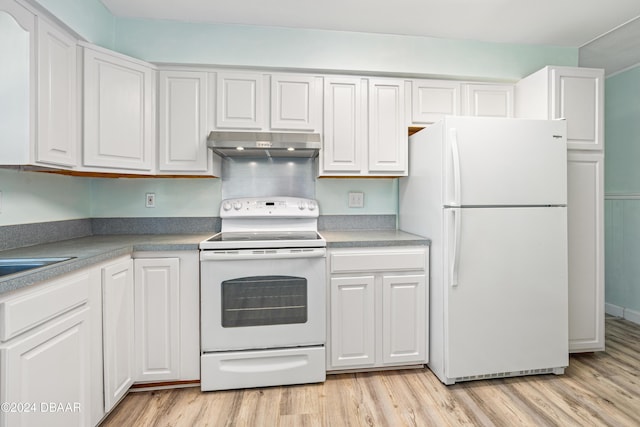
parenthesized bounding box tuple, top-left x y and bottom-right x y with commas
(207, 131, 321, 158)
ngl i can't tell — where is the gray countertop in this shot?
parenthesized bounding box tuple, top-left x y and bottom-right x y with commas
(0, 229, 430, 296)
(320, 229, 430, 248)
(0, 234, 212, 296)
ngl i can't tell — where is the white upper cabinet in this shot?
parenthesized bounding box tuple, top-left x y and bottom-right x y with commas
(462, 83, 514, 118)
(158, 70, 211, 173)
(215, 71, 265, 129)
(321, 76, 365, 173)
(36, 16, 77, 167)
(515, 66, 604, 151)
(83, 44, 156, 172)
(1, 2, 79, 169)
(270, 74, 321, 131)
(410, 79, 460, 124)
(369, 78, 406, 174)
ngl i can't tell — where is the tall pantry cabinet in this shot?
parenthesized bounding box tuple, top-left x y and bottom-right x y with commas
(515, 66, 605, 353)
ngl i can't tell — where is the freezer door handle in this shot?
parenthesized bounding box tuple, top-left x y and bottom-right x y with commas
(450, 128, 461, 207)
(451, 208, 461, 287)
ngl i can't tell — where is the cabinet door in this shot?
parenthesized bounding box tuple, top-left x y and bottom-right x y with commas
(568, 152, 604, 352)
(552, 68, 604, 150)
(463, 83, 513, 118)
(322, 77, 364, 173)
(83, 46, 155, 171)
(102, 258, 134, 412)
(134, 258, 180, 382)
(411, 79, 460, 124)
(158, 71, 209, 172)
(1, 308, 90, 427)
(216, 71, 265, 129)
(368, 78, 406, 174)
(382, 274, 427, 365)
(36, 17, 77, 167)
(271, 74, 319, 131)
(329, 276, 375, 368)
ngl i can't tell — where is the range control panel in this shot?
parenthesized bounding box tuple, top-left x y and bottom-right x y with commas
(220, 197, 319, 218)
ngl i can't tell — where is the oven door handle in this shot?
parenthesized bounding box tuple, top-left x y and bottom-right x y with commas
(200, 248, 326, 261)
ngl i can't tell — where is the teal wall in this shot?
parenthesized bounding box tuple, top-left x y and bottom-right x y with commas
(113, 18, 576, 81)
(4, 1, 579, 227)
(0, 169, 91, 226)
(604, 66, 640, 313)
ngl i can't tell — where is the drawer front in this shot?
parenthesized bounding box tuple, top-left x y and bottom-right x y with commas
(330, 248, 427, 273)
(0, 271, 90, 342)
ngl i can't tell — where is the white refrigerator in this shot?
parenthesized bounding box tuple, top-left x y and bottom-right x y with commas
(399, 116, 569, 385)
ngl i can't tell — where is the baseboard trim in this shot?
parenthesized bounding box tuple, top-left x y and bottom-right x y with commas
(605, 303, 640, 325)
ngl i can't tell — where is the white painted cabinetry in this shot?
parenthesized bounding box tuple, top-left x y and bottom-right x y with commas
(0, 270, 92, 427)
(36, 16, 77, 167)
(320, 77, 407, 176)
(215, 71, 265, 129)
(321, 77, 365, 174)
(0, 2, 80, 169)
(158, 70, 213, 174)
(516, 66, 604, 150)
(462, 83, 514, 118)
(133, 251, 200, 384)
(567, 152, 605, 352)
(327, 247, 428, 371)
(409, 79, 461, 124)
(368, 78, 407, 174)
(102, 256, 135, 412)
(270, 74, 321, 131)
(516, 66, 605, 353)
(83, 44, 156, 173)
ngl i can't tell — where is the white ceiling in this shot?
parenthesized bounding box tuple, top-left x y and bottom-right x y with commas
(100, 0, 640, 47)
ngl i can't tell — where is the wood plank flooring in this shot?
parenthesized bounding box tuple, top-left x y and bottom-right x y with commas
(101, 317, 640, 426)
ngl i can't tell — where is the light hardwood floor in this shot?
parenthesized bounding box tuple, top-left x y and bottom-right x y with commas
(102, 317, 640, 426)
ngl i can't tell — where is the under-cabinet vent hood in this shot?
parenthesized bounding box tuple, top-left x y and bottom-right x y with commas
(207, 131, 321, 158)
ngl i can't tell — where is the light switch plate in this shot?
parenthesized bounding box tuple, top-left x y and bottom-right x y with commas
(348, 191, 364, 208)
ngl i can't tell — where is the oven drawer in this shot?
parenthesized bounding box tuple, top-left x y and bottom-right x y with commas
(201, 346, 326, 391)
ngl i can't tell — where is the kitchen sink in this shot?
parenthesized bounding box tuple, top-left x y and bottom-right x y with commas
(0, 257, 74, 278)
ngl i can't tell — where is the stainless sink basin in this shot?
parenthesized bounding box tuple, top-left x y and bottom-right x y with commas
(0, 257, 74, 278)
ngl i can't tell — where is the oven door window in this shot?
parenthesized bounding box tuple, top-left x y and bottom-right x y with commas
(221, 276, 307, 327)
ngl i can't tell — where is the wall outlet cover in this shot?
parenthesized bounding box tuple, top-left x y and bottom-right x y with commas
(348, 191, 364, 208)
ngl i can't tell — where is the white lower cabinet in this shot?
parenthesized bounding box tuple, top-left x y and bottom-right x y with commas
(0, 270, 92, 427)
(567, 152, 604, 352)
(102, 257, 135, 413)
(132, 252, 200, 383)
(327, 247, 429, 371)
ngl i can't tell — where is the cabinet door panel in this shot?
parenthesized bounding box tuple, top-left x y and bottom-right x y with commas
(322, 77, 363, 172)
(568, 153, 604, 352)
(134, 258, 180, 382)
(552, 68, 603, 150)
(159, 71, 208, 172)
(36, 18, 77, 167)
(1, 308, 90, 427)
(382, 274, 427, 365)
(102, 258, 134, 412)
(369, 79, 406, 173)
(412, 80, 460, 124)
(463, 84, 513, 118)
(83, 48, 154, 171)
(329, 276, 375, 368)
(216, 72, 264, 129)
(271, 75, 318, 130)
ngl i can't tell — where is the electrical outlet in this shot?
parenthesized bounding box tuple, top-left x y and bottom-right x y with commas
(145, 193, 156, 208)
(0, 190, 2, 213)
(348, 191, 364, 208)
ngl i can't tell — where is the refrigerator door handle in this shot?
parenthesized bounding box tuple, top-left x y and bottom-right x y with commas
(450, 128, 461, 207)
(451, 208, 461, 287)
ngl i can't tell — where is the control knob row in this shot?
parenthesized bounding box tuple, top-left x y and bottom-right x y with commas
(222, 201, 243, 211)
(298, 200, 317, 211)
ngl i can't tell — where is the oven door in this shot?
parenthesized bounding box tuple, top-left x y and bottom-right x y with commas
(200, 248, 326, 352)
